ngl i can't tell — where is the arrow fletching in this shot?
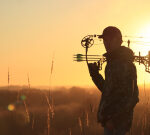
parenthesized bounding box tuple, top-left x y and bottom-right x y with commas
(73, 54, 101, 62)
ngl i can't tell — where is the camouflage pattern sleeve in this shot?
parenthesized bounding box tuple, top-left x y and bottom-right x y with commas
(101, 60, 139, 123)
(90, 72, 105, 93)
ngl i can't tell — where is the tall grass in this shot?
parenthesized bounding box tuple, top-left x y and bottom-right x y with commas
(1, 86, 150, 135)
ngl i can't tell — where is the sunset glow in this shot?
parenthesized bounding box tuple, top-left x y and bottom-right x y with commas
(0, 0, 150, 87)
(135, 24, 150, 55)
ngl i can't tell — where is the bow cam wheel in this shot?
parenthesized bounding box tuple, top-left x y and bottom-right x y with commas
(81, 35, 94, 48)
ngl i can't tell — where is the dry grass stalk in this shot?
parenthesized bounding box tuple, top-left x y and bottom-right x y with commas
(32, 118, 35, 130)
(69, 128, 72, 135)
(27, 73, 30, 89)
(45, 93, 55, 119)
(51, 97, 55, 119)
(48, 55, 55, 118)
(49, 55, 54, 92)
(78, 117, 83, 133)
(23, 100, 30, 123)
(45, 94, 52, 110)
(47, 108, 50, 135)
(50, 56, 54, 77)
(86, 112, 89, 127)
(89, 103, 94, 113)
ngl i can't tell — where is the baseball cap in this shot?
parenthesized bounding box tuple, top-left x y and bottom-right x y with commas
(98, 26, 122, 39)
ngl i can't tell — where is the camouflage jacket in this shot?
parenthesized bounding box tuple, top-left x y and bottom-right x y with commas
(90, 46, 139, 131)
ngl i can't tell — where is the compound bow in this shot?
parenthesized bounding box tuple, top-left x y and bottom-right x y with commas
(74, 35, 150, 73)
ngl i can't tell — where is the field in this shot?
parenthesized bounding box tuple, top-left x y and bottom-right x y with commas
(0, 86, 150, 135)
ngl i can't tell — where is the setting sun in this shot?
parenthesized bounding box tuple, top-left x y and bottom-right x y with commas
(134, 24, 150, 56)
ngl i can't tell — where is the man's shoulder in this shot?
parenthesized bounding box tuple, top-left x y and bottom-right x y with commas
(106, 60, 137, 77)
(107, 60, 135, 70)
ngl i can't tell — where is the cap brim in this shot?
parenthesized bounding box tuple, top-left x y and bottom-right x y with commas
(98, 35, 103, 38)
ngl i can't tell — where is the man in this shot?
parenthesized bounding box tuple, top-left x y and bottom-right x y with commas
(88, 26, 139, 135)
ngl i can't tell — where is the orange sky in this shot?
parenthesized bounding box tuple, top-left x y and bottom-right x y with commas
(0, 0, 150, 87)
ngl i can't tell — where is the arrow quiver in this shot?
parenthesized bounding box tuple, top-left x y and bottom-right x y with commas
(74, 34, 150, 73)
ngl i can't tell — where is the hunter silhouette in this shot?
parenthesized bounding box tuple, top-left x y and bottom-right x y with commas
(88, 26, 139, 135)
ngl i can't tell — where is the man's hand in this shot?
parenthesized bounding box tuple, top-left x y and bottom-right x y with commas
(105, 120, 114, 131)
(88, 62, 99, 76)
(88, 62, 104, 92)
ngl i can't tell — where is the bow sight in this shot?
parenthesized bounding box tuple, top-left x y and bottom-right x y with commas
(74, 34, 150, 73)
(81, 35, 101, 48)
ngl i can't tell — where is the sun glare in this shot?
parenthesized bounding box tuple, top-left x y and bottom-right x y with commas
(135, 25, 150, 56)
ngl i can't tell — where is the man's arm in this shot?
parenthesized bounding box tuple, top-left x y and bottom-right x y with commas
(88, 63, 105, 92)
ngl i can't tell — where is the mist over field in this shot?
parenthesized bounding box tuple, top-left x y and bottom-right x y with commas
(0, 86, 150, 135)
